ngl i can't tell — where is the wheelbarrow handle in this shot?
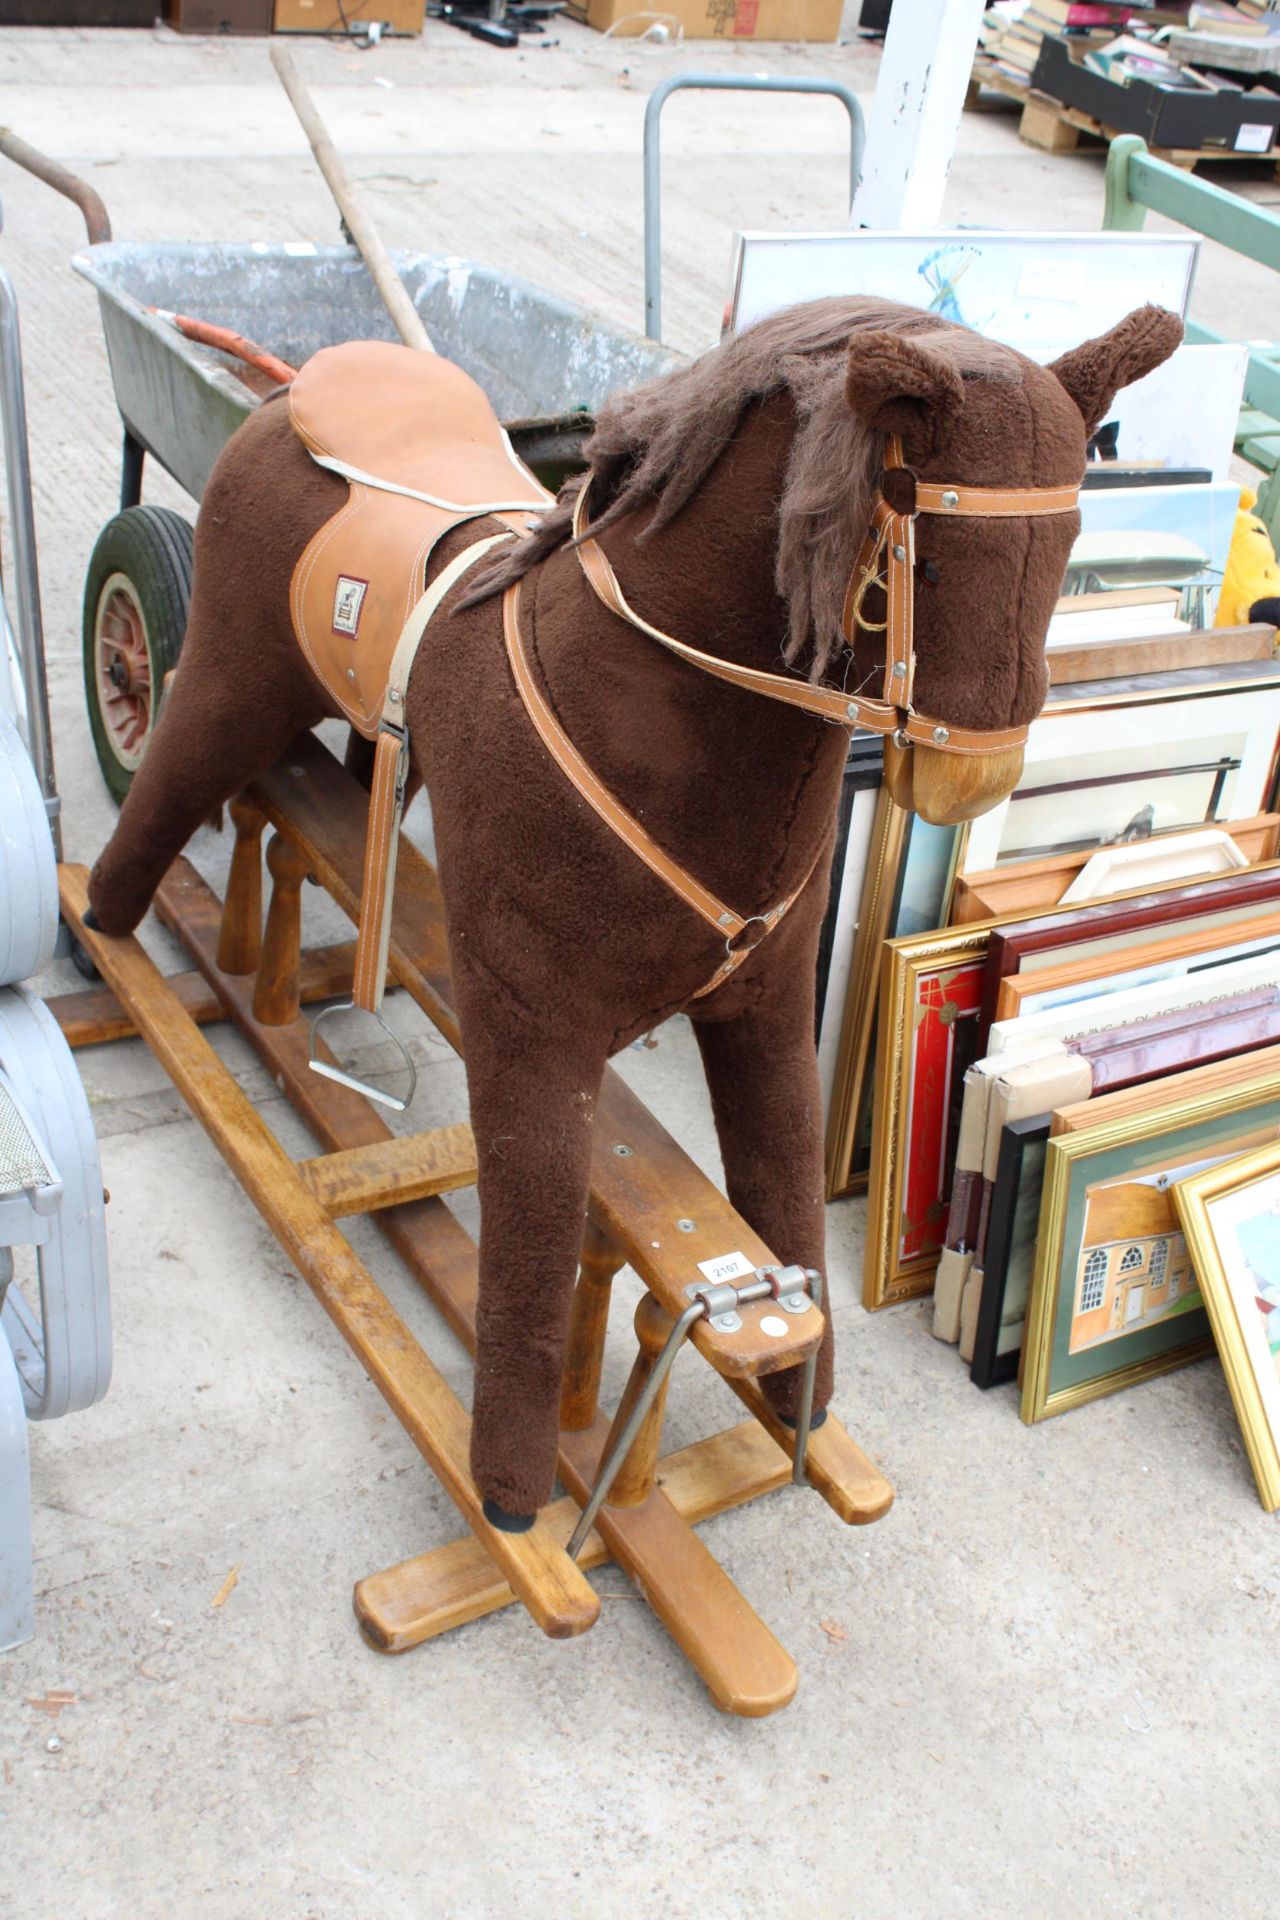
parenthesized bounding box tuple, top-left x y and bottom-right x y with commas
(0, 127, 111, 245)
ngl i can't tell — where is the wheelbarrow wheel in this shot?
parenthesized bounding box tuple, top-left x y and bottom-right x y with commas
(82, 505, 194, 804)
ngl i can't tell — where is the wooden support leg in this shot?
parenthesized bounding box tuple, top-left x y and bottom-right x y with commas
(601, 1293, 676, 1510)
(559, 1222, 625, 1432)
(216, 797, 266, 976)
(253, 830, 310, 1027)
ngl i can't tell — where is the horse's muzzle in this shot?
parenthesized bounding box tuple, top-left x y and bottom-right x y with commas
(883, 736, 1026, 827)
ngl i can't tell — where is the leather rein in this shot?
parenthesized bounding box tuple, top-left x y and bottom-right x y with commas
(350, 433, 1080, 1018)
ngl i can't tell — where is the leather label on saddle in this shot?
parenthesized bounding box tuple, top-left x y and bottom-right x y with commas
(332, 575, 369, 638)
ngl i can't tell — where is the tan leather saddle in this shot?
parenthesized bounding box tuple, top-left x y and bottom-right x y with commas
(290, 340, 552, 737)
(288, 341, 552, 1101)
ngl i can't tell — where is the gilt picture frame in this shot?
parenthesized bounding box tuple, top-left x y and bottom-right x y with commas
(862, 922, 989, 1308)
(824, 793, 961, 1200)
(1174, 1140, 1280, 1513)
(1020, 1076, 1280, 1424)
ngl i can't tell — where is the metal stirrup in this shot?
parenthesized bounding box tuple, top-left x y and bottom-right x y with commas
(308, 999, 418, 1113)
(566, 1264, 825, 1560)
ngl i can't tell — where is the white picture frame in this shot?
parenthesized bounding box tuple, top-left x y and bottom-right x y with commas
(1098, 342, 1248, 484)
(986, 945, 1280, 1058)
(727, 230, 1199, 361)
(960, 673, 1280, 875)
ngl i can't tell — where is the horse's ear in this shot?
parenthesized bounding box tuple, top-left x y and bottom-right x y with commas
(1049, 304, 1183, 435)
(845, 332, 966, 465)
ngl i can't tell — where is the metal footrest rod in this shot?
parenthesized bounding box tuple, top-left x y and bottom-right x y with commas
(566, 1264, 823, 1560)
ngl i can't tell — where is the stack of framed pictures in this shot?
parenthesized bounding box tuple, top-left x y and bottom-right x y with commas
(776, 219, 1280, 1486)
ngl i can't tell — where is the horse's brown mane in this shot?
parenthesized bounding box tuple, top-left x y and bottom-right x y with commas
(464, 294, 997, 680)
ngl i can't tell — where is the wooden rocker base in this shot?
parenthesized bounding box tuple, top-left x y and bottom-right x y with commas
(54, 737, 893, 1718)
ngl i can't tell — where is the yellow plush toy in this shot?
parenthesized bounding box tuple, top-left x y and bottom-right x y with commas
(1216, 488, 1280, 630)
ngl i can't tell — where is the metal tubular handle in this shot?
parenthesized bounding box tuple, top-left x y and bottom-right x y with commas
(0, 129, 111, 244)
(0, 267, 59, 853)
(566, 1264, 825, 1558)
(642, 73, 866, 342)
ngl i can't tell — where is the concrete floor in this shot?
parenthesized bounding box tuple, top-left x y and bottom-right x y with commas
(2, 17, 1279, 1919)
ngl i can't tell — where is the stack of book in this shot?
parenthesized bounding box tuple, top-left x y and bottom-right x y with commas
(974, 0, 1190, 94)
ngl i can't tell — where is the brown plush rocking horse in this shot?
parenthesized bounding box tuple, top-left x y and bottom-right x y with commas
(87, 294, 1181, 1527)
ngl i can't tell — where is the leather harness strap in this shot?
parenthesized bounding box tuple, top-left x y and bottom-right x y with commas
(351, 531, 513, 1013)
(571, 432, 1079, 758)
(348, 429, 1081, 1023)
(501, 579, 823, 998)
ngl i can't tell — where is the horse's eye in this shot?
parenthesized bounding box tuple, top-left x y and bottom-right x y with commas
(922, 559, 940, 586)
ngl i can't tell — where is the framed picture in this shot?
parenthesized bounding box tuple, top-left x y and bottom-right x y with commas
(1052, 1040, 1280, 1138)
(970, 1114, 1051, 1390)
(959, 666, 1280, 877)
(815, 734, 883, 1118)
(863, 923, 988, 1308)
(727, 231, 1198, 358)
(1174, 1140, 1280, 1511)
(992, 910, 1280, 1025)
(1020, 1075, 1280, 1423)
(1070, 479, 1241, 626)
(986, 939, 1280, 1061)
(952, 814, 1280, 926)
(979, 858, 1280, 1047)
(825, 795, 962, 1201)
(1098, 343, 1247, 486)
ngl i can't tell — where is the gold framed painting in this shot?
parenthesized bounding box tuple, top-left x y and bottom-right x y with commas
(824, 791, 962, 1201)
(862, 921, 990, 1310)
(1174, 1140, 1280, 1513)
(1020, 1074, 1280, 1424)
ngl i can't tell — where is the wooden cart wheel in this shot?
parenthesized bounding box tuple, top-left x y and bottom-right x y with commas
(81, 505, 193, 804)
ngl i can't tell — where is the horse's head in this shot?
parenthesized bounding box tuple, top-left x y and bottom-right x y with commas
(843, 305, 1183, 824)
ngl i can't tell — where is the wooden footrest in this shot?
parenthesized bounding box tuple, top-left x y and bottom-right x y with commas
(296, 1124, 477, 1218)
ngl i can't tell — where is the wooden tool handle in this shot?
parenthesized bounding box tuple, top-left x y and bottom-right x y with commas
(270, 43, 435, 356)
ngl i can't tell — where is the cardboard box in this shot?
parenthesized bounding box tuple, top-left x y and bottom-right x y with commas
(164, 0, 272, 29)
(1032, 33, 1280, 152)
(571, 0, 841, 40)
(1, 1, 154, 20)
(274, 0, 424, 29)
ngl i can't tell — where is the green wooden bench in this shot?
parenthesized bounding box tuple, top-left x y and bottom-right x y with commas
(1104, 131, 1280, 544)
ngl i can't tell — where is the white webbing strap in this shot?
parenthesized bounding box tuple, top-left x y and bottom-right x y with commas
(351, 531, 513, 1014)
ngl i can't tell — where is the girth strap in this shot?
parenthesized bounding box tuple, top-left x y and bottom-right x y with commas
(351, 531, 513, 1013)
(501, 580, 820, 998)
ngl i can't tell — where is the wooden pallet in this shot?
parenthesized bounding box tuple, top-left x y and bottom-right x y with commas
(53, 736, 892, 1718)
(968, 63, 1280, 172)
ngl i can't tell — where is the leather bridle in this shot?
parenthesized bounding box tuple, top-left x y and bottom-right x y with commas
(571, 432, 1080, 757)
(346, 434, 1082, 1029)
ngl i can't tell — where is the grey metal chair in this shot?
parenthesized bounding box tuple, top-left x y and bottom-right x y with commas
(0, 226, 110, 1653)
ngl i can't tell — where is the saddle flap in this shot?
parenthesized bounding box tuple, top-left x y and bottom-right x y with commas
(287, 342, 552, 735)
(289, 340, 553, 513)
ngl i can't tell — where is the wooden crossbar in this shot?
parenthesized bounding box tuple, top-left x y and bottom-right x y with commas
(355, 1419, 792, 1652)
(295, 1123, 478, 1218)
(49, 940, 357, 1049)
